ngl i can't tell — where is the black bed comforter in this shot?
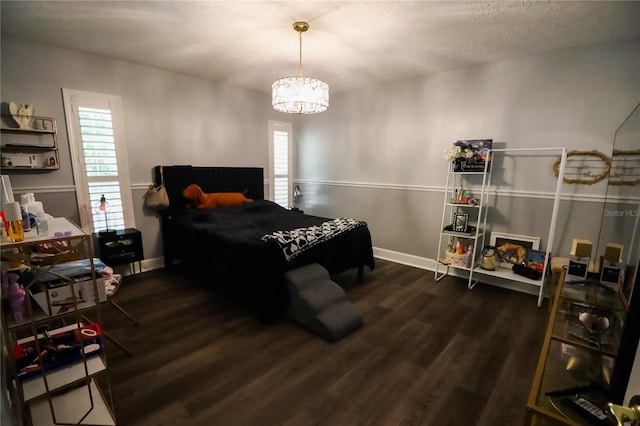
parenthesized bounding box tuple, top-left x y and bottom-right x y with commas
(163, 200, 374, 317)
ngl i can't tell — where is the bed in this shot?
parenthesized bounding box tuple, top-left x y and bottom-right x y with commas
(153, 166, 375, 319)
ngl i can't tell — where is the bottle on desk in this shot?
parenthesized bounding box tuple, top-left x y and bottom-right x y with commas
(8, 281, 27, 323)
(4, 202, 24, 242)
(34, 207, 49, 236)
(19, 203, 31, 232)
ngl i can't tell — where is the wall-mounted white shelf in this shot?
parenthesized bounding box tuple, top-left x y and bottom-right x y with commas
(1, 115, 60, 170)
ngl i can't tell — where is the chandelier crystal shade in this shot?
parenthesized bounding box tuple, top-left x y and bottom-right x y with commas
(272, 22, 329, 114)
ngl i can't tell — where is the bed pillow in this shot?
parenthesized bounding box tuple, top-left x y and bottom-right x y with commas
(183, 184, 252, 209)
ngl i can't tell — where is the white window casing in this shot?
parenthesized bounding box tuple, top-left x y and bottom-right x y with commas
(268, 120, 293, 208)
(62, 89, 135, 233)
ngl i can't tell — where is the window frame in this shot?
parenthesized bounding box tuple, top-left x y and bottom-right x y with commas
(268, 120, 293, 208)
(62, 89, 135, 233)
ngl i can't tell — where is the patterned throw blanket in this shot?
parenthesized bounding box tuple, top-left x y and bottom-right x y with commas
(261, 218, 366, 261)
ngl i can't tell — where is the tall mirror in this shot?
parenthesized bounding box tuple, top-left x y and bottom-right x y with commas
(596, 102, 640, 406)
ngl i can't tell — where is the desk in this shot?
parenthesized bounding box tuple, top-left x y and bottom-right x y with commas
(526, 271, 628, 425)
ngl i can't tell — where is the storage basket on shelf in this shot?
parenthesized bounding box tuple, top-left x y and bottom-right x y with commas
(445, 251, 468, 267)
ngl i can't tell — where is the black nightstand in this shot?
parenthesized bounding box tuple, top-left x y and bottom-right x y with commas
(93, 228, 144, 274)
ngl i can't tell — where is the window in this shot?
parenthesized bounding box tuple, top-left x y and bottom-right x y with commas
(62, 89, 135, 233)
(268, 120, 293, 208)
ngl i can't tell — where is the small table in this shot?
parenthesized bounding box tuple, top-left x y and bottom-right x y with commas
(93, 228, 143, 274)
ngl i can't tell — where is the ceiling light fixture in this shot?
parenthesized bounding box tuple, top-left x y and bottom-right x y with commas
(272, 22, 329, 114)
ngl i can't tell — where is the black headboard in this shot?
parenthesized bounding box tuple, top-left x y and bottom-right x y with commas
(154, 165, 265, 209)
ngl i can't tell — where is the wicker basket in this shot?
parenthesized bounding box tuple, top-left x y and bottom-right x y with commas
(445, 251, 468, 267)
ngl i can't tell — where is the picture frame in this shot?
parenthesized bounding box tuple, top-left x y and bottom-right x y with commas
(452, 212, 469, 232)
(451, 139, 493, 172)
(489, 232, 540, 269)
(565, 255, 590, 282)
(600, 257, 622, 291)
(526, 249, 548, 274)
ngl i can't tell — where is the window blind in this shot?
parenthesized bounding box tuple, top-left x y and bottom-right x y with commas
(273, 129, 289, 207)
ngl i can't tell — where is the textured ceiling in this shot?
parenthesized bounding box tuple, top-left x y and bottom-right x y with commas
(2, 1, 639, 95)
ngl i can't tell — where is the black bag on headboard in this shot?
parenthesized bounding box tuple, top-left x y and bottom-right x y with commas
(145, 166, 170, 209)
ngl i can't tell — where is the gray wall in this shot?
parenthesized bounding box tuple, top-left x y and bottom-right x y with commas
(297, 39, 640, 260)
(1, 36, 287, 261)
(2, 36, 639, 268)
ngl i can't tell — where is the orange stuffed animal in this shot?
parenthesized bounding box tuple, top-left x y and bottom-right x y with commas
(182, 184, 252, 209)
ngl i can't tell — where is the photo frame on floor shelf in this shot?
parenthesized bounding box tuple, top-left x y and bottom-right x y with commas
(452, 212, 469, 232)
(489, 232, 540, 269)
(526, 249, 549, 274)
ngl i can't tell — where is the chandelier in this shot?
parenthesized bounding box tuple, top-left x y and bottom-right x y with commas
(272, 22, 329, 114)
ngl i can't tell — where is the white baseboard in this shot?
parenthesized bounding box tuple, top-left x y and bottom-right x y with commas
(373, 247, 436, 270)
(110, 257, 165, 276)
(122, 249, 543, 299)
(373, 247, 543, 299)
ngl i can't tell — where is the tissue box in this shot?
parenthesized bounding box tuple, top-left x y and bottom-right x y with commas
(29, 275, 106, 316)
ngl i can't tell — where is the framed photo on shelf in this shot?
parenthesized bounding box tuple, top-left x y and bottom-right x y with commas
(526, 249, 548, 273)
(490, 232, 540, 269)
(452, 212, 469, 232)
(451, 139, 493, 172)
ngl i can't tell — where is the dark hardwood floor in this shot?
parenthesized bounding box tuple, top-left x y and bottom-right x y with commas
(100, 259, 548, 426)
